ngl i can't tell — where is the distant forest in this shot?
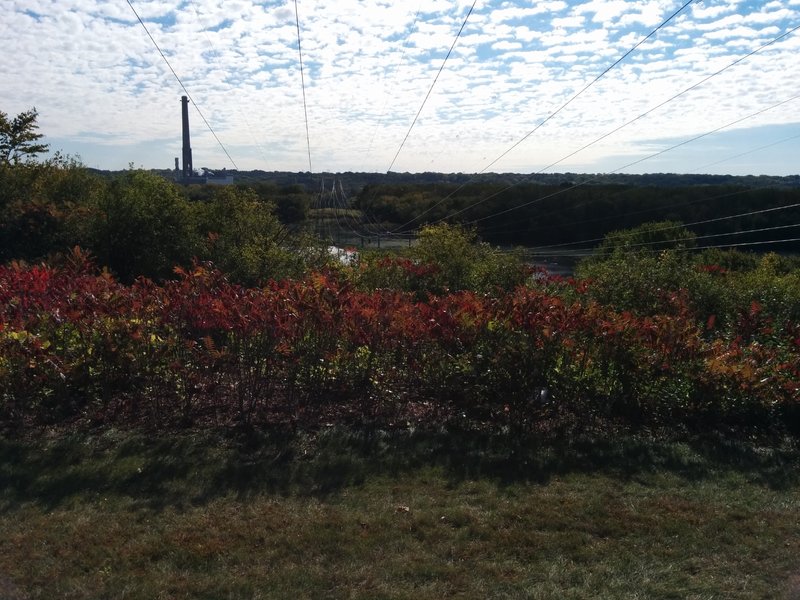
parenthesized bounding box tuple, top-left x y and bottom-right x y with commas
(105, 169, 800, 252)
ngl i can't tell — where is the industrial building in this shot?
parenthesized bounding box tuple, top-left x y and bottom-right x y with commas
(174, 96, 234, 185)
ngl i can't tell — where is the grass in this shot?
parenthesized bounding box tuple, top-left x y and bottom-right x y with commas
(1, 427, 799, 599)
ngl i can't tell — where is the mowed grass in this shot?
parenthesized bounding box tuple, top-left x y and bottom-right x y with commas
(1, 428, 799, 599)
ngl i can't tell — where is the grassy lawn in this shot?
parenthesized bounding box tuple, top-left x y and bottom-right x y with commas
(1, 428, 799, 599)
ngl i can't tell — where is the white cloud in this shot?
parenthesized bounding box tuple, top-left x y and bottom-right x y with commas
(1, 0, 798, 174)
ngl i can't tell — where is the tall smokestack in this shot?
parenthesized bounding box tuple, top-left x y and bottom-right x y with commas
(181, 96, 192, 179)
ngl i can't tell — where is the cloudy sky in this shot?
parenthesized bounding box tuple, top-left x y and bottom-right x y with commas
(2, 0, 799, 175)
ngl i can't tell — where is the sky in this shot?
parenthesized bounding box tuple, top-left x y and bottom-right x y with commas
(1, 0, 799, 175)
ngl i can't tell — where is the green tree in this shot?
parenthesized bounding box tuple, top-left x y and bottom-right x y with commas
(86, 171, 197, 281)
(0, 153, 104, 262)
(575, 222, 730, 319)
(591, 220, 697, 260)
(195, 186, 308, 285)
(245, 182, 311, 224)
(0, 107, 49, 165)
(410, 223, 528, 293)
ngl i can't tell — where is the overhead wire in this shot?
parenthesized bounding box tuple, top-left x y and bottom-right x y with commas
(624, 222, 800, 250)
(332, 183, 377, 240)
(294, 0, 313, 172)
(684, 237, 800, 253)
(472, 130, 800, 241)
(477, 0, 697, 175)
(541, 236, 800, 259)
(695, 131, 800, 173)
(408, 20, 800, 231)
(329, 179, 409, 244)
(447, 91, 800, 227)
(386, 0, 478, 173)
(131, 0, 796, 254)
(360, 5, 797, 255)
(125, 0, 238, 170)
(529, 201, 800, 251)
(327, 179, 358, 236)
(390, 0, 697, 232)
(519, 22, 800, 182)
(329, 181, 408, 247)
(186, 0, 271, 168)
(345, 182, 416, 242)
(528, 221, 800, 257)
(476, 184, 773, 241)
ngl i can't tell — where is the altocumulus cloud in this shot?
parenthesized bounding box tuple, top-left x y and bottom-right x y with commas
(0, 0, 798, 174)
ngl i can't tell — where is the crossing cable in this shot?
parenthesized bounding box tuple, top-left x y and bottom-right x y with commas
(352, 199, 392, 237)
(476, 131, 800, 240)
(316, 179, 334, 243)
(408, 20, 800, 231)
(529, 201, 800, 251)
(331, 181, 376, 239)
(125, 0, 238, 170)
(477, 0, 697, 175)
(386, 0, 478, 173)
(477, 185, 771, 240)
(677, 237, 800, 253)
(330, 181, 403, 244)
(324, 179, 365, 244)
(330, 180, 368, 241)
(186, 0, 271, 168)
(448, 91, 800, 227)
(527, 221, 800, 257)
(619, 222, 800, 251)
(696, 131, 800, 173)
(544, 236, 800, 259)
(332, 180, 397, 238)
(295, 0, 313, 172)
(390, 0, 697, 232)
(520, 22, 800, 186)
(330, 179, 408, 241)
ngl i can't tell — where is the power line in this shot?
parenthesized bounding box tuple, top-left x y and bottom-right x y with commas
(528, 221, 800, 257)
(476, 185, 758, 239)
(187, 0, 270, 168)
(390, 0, 696, 231)
(450, 91, 800, 227)
(678, 237, 800, 253)
(413, 22, 800, 230)
(530, 201, 800, 252)
(295, 0, 313, 172)
(386, 0, 478, 173)
(473, 131, 800, 241)
(125, 0, 238, 170)
(479, 0, 697, 175)
(538, 236, 800, 259)
(696, 131, 800, 172)
(525, 22, 800, 180)
(341, 182, 414, 242)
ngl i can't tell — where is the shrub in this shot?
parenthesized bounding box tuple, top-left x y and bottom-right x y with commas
(408, 223, 529, 294)
(85, 170, 197, 282)
(195, 186, 327, 285)
(0, 155, 103, 262)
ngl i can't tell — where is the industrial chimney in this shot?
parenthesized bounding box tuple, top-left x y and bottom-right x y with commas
(181, 96, 193, 179)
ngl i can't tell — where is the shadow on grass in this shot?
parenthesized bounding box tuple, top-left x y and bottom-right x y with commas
(1, 424, 798, 512)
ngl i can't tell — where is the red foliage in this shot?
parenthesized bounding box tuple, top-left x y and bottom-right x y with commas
(1, 261, 798, 431)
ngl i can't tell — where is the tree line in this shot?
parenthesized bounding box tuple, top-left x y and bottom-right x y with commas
(356, 180, 800, 250)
